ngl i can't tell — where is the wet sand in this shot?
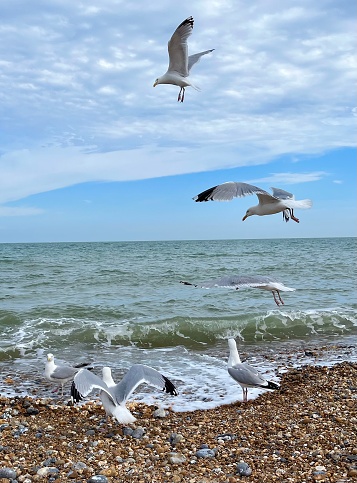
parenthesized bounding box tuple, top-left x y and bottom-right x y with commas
(0, 360, 356, 482)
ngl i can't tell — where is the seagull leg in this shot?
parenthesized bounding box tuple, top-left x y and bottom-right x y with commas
(277, 290, 284, 305)
(272, 291, 281, 306)
(290, 209, 300, 223)
(181, 87, 185, 102)
(242, 388, 248, 402)
(177, 88, 183, 102)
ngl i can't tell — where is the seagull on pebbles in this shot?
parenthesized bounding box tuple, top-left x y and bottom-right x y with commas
(227, 339, 280, 402)
(44, 353, 92, 396)
(153, 16, 214, 102)
(193, 182, 312, 223)
(71, 364, 178, 425)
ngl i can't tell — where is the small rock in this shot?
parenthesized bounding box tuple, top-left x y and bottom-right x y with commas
(168, 452, 187, 464)
(169, 433, 184, 446)
(26, 407, 39, 415)
(122, 427, 133, 436)
(236, 462, 252, 476)
(88, 476, 109, 483)
(131, 427, 145, 439)
(348, 469, 357, 477)
(73, 461, 87, 470)
(196, 448, 216, 459)
(153, 407, 166, 418)
(0, 468, 17, 479)
(86, 429, 95, 436)
(37, 467, 59, 477)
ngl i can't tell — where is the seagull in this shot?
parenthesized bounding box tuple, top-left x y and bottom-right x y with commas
(180, 275, 296, 306)
(44, 353, 92, 396)
(71, 364, 178, 425)
(227, 339, 280, 402)
(193, 182, 312, 223)
(153, 16, 214, 102)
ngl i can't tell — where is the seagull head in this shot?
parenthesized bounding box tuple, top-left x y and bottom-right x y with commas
(47, 353, 54, 362)
(242, 208, 253, 221)
(153, 78, 159, 87)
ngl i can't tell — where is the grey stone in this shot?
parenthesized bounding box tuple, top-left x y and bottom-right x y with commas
(131, 427, 145, 439)
(196, 448, 216, 459)
(168, 452, 186, 464)
(73, 461, 87, 470)
(86, 429, 95, 436)
(169, 433, 184, 446)
(122, 427, 133, 436)
(0, 467, 17, 479)
(236, 462, 252, 476)
(153, 407, 166, 418)
(88, 476, 109, 483)
(37, 467, 59, 477)
(26, 407, 39, 415)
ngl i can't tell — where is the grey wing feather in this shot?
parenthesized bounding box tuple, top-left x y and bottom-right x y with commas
(114, 364, 177, 403)
(168, 16, 194, 76)
(51, 365, 78, 380)
(270, 187, 294, 200)
(188, 49, 214, 72)
(228, 364, 267, 386)
(198, 275, 277, 289)
(193, 182, 268, 202)
(73, 369, 114, 401)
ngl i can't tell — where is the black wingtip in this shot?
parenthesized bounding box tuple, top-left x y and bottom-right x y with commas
(267, 380, 280, 391)
(162, 375, 178, 396)
(180, 280, 197, 287)
(178, 16, 194, 30)
(70, 381, 84, 404)
(193, 185, 218, 202)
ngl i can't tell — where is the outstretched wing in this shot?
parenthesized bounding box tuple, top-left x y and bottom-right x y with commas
(71, 368, 114, 403)
(193, 182, 268, 202)
(115, 364, 178, 403)
(191, 275, 277, 290)
(270, 187, 294, 200)
(188, 49, 214, 72)
(168, 16, 194, 76)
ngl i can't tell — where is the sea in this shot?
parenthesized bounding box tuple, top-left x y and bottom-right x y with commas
(0, 238, 356, 411)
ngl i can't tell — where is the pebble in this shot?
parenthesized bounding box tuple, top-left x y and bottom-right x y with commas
(195, 448, 216, 458)
(236, 462, 252, 476)
(153, 407, 166, 418)
(168, 452, 187, 464)
(169, 432, 184, 446)
(88, 476, 109, 483)
(131, 427, 145, 439)
(0, 468, 17, 479)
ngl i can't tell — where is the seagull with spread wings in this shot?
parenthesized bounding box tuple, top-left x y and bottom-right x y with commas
(193, 182, 312, 223)
(71, 364, 178, 424)
(153, 16, 214, 102)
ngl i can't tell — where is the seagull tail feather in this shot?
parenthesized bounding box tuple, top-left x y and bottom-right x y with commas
(265, 380, 280, 391)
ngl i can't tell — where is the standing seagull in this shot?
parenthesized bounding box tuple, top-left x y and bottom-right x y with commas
(71, 364, 178, 425)
(44, 353, 92, 396)
(193, 182, 312, 223)
(153, 16, 214, 102)
(227, 339, 280, 402)
(180, 275, 296, 306)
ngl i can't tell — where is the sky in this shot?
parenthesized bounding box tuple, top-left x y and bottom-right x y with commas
(0, 0, 356, 242)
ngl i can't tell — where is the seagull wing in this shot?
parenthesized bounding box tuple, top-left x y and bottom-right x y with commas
(228, 363, 267, 387)
(167, 16, 194, 76)
(193, 182, 268, 202)
(270, 187, 294, 200)
(114, 364, 178, 403)
(196, 275, 277, 290)
(188, 49, 214, 72)
(256, 192, 280, 205)
(71, 368, 114, 403)
(51, 364, 78, 381)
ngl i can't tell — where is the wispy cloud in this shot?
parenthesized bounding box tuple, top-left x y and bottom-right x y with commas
(0, 206, 44, 217)
(249, 171, 329, 185)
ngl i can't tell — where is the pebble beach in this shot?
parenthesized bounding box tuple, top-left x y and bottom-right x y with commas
(1, 356, 356, 483)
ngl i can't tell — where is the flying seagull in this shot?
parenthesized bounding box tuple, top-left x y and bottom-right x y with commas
(71, 364, 178, 425)
(227, 339, 280, 402)
(193, 182, 312, 223)
(180, 275, 296, 306)
(153, 16, 214, 102)
(44, 353, 92, 396)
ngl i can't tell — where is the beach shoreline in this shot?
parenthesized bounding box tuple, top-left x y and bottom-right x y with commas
(0, 357, 356, 482)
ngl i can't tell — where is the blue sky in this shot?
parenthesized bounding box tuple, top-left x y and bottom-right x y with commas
(0, 0, 356, 242)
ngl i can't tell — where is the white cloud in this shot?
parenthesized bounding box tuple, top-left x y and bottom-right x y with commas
(0, 0, 355, 208)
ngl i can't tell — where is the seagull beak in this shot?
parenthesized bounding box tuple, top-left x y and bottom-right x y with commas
(153, 80, 158, 87)
(242, 215, 248, 221)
